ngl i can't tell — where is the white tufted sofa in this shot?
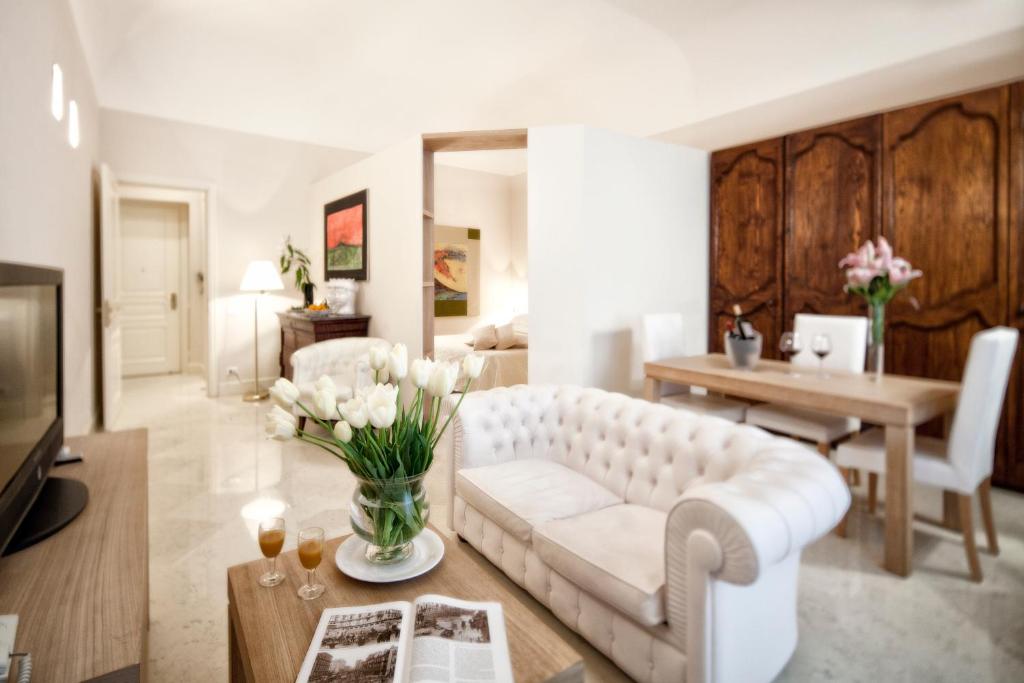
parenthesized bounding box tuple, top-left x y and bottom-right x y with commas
(446, 385, 850, 683)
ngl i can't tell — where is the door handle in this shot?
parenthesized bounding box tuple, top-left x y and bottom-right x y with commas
(170, 292, 178, 311)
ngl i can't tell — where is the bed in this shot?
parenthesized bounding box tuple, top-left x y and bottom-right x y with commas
(433, 334, 528, 390)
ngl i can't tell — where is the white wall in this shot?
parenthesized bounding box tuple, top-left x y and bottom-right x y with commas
(0, 0, 100, 435)
(432, 164, 527, 336)
(528, 126, 708, 395)
(658, 27, 1024, 151)
(99, 109, 366, 394)
(308, 138, 424, 357)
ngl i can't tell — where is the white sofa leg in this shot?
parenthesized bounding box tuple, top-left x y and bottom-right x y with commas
(686, 529, 724, 683)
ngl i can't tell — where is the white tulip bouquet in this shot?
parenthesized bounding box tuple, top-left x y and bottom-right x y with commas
(264, 343, 484, 562)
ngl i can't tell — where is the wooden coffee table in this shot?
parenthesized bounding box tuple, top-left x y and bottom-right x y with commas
(227, 528, 583, 682)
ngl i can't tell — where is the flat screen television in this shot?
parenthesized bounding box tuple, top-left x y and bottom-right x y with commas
(0, 261, 86, 556)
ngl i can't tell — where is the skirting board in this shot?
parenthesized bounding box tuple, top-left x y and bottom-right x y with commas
(218, 375, 280, 397)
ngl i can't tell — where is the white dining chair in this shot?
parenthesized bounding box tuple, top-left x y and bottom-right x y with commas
(835, 326, 1018, 582)
(745, 314, 868, 459)
(640, 313, 748, 422)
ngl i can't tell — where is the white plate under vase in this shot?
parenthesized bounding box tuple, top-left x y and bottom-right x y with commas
(335, 528, 445, 583)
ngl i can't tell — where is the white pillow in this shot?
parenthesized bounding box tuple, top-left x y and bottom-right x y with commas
(495, 323, 516, 350)
(512, 314, 529, 334)
(472, 325, 498, 350)
(514, 331, 528, 348)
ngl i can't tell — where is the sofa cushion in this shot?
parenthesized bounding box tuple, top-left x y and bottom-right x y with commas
(455, 459, 622, 543)
(533, 504, 667, 627)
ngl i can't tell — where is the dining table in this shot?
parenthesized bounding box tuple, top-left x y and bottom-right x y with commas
(643, 353, 961, 577)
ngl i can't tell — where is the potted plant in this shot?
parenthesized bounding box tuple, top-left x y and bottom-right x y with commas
(838, 236, 922, 379)
(280, 236, 315, 307)
(264, 344, 485, 564)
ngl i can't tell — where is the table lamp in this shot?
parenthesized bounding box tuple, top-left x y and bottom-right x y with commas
(240, 260, 285, 401)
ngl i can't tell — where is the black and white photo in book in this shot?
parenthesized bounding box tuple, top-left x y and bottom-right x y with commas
(323, 610, 404, 648)
(414, 602, 490, 644)
(299, 602, 410, 683)
(308, 647, 400, 683)
(295, 595, 512, 683)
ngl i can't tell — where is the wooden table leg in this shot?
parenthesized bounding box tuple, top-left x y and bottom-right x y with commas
(229, 602, 247, 683)
(884, 425, 914, 577)
(644, 377, 662, 403)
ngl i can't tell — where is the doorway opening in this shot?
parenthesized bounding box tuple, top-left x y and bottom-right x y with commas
(99, 167, 213, 428)
(421, 130, 529, 388)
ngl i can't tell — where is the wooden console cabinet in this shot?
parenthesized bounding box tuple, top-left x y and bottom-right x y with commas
(276, 311, 371, 380)
(0, 429, 149, 682)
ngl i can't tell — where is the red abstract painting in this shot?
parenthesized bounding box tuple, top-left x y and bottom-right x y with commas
(326, 204, 364, 250)
(324, 189, 368, 280)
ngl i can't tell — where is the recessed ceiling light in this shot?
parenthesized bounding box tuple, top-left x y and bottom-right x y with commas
(51, 64, 64, 121)
(68, 100, 80, 149)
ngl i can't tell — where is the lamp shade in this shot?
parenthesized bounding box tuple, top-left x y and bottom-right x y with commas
(240, 260, 285, 292)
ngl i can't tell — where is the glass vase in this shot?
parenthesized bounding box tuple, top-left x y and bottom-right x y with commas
(868, 303, 885, 381)
(350, 473, 430, 564)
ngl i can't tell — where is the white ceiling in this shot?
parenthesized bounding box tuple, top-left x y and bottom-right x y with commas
(71, 0, 1024, 174)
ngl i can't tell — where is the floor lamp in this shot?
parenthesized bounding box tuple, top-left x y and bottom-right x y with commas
(240, 260, 284, 402)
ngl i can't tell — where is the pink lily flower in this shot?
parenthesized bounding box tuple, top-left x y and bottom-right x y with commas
(838, 240, 876, 269)
(847, 267, 878, 286)
(888, 257, 923, 285)
(876, 236, 894, 271)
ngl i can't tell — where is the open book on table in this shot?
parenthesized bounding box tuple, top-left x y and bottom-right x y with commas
(296, 594, 513, 683)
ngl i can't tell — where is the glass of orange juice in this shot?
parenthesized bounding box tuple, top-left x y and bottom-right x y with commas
(297, 526, 325, 600)
(257, 517, 286, 587)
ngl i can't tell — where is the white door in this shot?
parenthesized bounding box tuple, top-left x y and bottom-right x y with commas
(99, 164, 123, 427)
(119, 200, 186, 376)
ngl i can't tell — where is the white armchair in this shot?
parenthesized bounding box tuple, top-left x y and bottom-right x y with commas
(447, 385, 850, 683)
(288, 337, 390, 427)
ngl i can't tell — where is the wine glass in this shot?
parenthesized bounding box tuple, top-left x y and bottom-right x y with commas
(257, 517, 286, 587)
(779, 332, 804, 376)
(811, 333, 833, 377)
(297, 527, 325, 600)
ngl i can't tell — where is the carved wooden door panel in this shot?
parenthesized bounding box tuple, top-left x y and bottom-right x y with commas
(999, 81, 1024, 491)
(784, 116, 881, 321)
(709, 140, 783, 357)
(882, 87, 1009, 389)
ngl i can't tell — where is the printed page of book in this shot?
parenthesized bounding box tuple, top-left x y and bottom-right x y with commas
(409, 594, 513, 683)
(295, 601, 414, 683)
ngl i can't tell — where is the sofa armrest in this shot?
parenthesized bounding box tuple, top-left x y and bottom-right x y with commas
(663, 443, 850, 681)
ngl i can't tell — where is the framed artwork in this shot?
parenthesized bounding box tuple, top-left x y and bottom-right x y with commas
(324, 189, 368, 281)
(434, 226, 480, 317)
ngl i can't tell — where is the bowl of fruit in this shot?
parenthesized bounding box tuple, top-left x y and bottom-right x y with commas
(305, 302, 330, 316)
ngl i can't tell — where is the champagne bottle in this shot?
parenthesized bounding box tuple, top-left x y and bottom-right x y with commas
(732, 304, 749, 340)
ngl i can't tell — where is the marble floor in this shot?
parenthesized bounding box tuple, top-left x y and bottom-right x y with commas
(118, 373, 1024, 682)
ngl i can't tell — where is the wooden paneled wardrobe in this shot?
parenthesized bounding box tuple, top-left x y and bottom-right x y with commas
(708, 80, 1024, 491)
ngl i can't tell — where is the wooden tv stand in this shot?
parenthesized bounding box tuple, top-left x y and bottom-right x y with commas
(0, 429, 149, 682)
